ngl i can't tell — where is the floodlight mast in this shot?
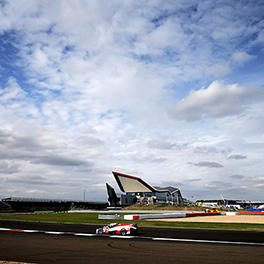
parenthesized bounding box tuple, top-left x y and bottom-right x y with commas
(220, 194, 226, 207)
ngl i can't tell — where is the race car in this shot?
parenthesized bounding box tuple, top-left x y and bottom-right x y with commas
(96, 223, 138, 236)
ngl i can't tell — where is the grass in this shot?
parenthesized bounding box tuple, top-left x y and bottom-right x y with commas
(144, 221, 264, 231)
(1, 212, 264, 231)
(0, 213, 102, 224)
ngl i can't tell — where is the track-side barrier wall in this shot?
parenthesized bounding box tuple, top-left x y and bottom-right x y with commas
(123, 212, 220, 220)
(238, 211, 264, 215)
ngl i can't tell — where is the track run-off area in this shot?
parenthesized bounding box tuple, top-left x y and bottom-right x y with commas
(1, 220, 264, 263)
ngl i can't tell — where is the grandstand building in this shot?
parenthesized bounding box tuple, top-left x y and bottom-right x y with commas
(0, 197, 107, 212)
(107, 171, 184, 207)
(196, 199, 264, 210)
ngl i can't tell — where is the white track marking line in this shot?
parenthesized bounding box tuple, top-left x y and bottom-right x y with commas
(0, 228, 12, 231)
(74, 233, 96, 237)
(23, 230, 39, 233)
(110, 235, 136, 239)
(0, 228, 42, 233)
(45, 231, 65, 235)
(0, 228, 24, 232)
(152, 237, 264, 246)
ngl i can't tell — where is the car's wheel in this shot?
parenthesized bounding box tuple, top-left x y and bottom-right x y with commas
(97, 228, 103, 235)
(121, 228, 127, 236)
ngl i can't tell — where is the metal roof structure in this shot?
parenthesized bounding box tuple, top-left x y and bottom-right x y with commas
(112, 171, 180, 194)
(112, 171, 155, 193)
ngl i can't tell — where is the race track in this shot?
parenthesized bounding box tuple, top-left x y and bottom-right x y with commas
(0, 221, 264, 263)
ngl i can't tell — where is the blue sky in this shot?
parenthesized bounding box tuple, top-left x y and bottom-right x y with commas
(0, 0, 264, 201)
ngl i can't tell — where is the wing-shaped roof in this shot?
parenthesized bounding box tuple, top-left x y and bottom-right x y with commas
(112, 171, 156, 193)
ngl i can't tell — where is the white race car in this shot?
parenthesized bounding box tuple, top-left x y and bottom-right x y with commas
(96, 223, 138, 236)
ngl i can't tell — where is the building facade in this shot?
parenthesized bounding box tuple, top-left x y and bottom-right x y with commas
(107, 171, 184, 207)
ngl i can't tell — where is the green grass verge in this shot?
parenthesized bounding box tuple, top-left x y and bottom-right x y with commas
(144, 221, 264, 231)
(1, 212, 264, 231)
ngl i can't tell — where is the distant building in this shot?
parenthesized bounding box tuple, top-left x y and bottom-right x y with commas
(196, 199, 264, 210)
(1, 197, 107, 212)
(106, 171, 184, 207)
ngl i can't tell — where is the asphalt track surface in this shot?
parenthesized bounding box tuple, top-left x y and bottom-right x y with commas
(1, 221, 264, 263)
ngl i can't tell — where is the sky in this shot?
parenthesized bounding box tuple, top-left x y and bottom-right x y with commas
(0, 0, 264, 202)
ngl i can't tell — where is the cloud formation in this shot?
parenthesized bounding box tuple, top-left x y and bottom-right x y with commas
(228, 154, 247, 160)
(0, 0, 264, 201)
(170, 81, 264, 121)
(148, 139, 187, 150)
(230, 175, 244, 180)
(190, 161, 224, 168)
(231, 51, 255, 65)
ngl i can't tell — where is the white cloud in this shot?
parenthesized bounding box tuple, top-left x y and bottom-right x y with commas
(231, 51, 255, 65)
(190, 161, 224, 168)
(170, 81, 264, 121)
(207, 63, 231, 77)
(0, 78, 25, 102)
(206, 51, 255, 78)
(0, 0, 264, 201)
(227, 154, 247, 160)
(0, 161, 20, 174)
(134, 17, 188, 56)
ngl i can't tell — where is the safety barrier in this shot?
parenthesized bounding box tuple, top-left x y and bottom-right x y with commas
(238, 211, 264, 215)
(123, 211, 219, 220)
(248, 208, 264, 212)
(185, 212, 219, 217)
(98, 214, 123, 220)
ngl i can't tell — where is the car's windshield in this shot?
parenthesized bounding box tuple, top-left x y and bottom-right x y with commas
(108, 223, 118, 228)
